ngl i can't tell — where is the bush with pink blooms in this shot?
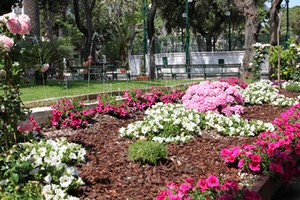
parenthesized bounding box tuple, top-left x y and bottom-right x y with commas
(156, 175, 261, 200)
(96, 94, 129, 118)
(218, 76, 248, 89)
(221, 103, 300, 182)
(124, 86, 186, 111)
(182, 81, 245, 116)
(50, 99, 95, 129)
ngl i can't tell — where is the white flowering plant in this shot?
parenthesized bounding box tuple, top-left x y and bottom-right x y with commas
(241, 80, 300, 106)
(204, 111, 275, 137)
(119, 103, 206, 143)
(0, 138, 85, 199)
(251, 43, 270, 82)
(119, 103, 275, 142)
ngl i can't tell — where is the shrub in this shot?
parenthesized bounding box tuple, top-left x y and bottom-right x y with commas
(285, 82, 300, 93)
(182, 81, 244, 116)
(128, 140, 168, 165)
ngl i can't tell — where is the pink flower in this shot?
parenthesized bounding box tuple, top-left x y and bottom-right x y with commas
(251, 154, 261, 163)
(156, 190, 167, 200)
(197, 178, 208, 192)
(7, 17, 21, 34)
(238, 158, 245, 168)
(17, 14, 31, 35)
(249, 162, 260, 172)
(270, 163, 284, 174)
(206, 175, 219, 187)
(0, 35, 14, 51)
(179, 183, 192, 193)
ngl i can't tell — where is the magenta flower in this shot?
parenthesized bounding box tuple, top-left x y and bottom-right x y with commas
(238, 158, 244, 168)
(206, 175, 219, 187)
(251, 154, 261, 163)
(197, 178, 208, 192)
(249, 162, 260, 172)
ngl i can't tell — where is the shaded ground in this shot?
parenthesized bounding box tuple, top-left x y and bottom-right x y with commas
(42, 89, 299, 200)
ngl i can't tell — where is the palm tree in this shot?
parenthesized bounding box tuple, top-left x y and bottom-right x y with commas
(23, 0, 40, 38)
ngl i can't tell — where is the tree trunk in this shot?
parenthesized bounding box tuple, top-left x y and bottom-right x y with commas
(205, 35, 213, 52)
(269, 0, 283, 46)
(147, 0, 157, 79)
(269, 0, 283, 79)
(233, 0, 259, 79)
(23, 0, 40, 38)
(73, 0, 96, 59)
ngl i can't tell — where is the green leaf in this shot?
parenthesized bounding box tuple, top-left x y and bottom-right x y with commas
(11, 173, 19, 184)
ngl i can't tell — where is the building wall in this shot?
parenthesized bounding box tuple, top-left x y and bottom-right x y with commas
(129, 51, 269, 77)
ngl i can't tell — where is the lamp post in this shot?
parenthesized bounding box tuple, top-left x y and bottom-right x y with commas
(184, 0, 192, 79)
(285, 0, 290, 48)
(142, 0, 148, 75)
(225, 0, 231, 51)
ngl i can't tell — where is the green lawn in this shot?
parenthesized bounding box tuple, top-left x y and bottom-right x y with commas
(20, 79, 198, 102)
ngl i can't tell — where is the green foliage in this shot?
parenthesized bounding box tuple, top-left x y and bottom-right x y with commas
(128, 140, 168, 165)
(285, 82, 300, 93)
(269, 44, 300, 80)
(14, 37, 73, 73)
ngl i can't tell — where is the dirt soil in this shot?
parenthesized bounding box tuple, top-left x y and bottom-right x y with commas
(42, 89, 299, 200)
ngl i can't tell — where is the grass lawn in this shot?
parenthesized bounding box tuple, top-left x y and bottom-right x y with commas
(20, 79, 198, 102)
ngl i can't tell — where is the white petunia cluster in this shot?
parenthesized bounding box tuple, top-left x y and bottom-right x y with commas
(241, 80, 299, 106)
(204, 111, 275, 137)
(42, 184, 80, 200)
(119, 103, 204, 143)
(18, 138, 86, 199)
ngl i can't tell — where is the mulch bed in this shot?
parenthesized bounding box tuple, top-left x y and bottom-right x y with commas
(42, 89, 299, 200)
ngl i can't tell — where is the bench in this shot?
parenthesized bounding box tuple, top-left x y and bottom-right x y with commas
(156, 64, 241, 79)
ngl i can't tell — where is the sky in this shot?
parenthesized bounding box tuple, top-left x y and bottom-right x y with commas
(266, 0, 300, 8)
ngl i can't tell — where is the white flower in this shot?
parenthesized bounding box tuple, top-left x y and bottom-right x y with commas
(44, 174, 52, 184)
(59, 175, 74, 188)
(38, 147, 47, 157)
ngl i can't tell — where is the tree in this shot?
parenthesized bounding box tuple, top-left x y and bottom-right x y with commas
(73, 0, 96, 59)
(148, 0, 158, 79)
(232, 0, 261, 78)
(159, 0, 242, 51)
(23, 0, 40, 38)
(269, 0, 283, 46)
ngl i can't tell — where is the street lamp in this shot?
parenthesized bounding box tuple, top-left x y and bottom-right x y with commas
(142, 0, 148, 75)
(184, 0, 193, 79)
(225, 0, 231, 51)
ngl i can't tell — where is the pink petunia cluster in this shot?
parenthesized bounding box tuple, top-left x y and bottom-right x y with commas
(50, 99, 95, 129)
(156, 175, 261, 200)
(221, 144, 264, 173)
(218, 76, 248, 89)
(124, 86, 185, 111)
(182, 81, 244, 116)
(96, 94, 129, 118)
(221, 103, 300, 181)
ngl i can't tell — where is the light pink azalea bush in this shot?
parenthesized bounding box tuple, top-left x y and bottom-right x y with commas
(156, 175, 261, 200)
(182, 81, 244, 116)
